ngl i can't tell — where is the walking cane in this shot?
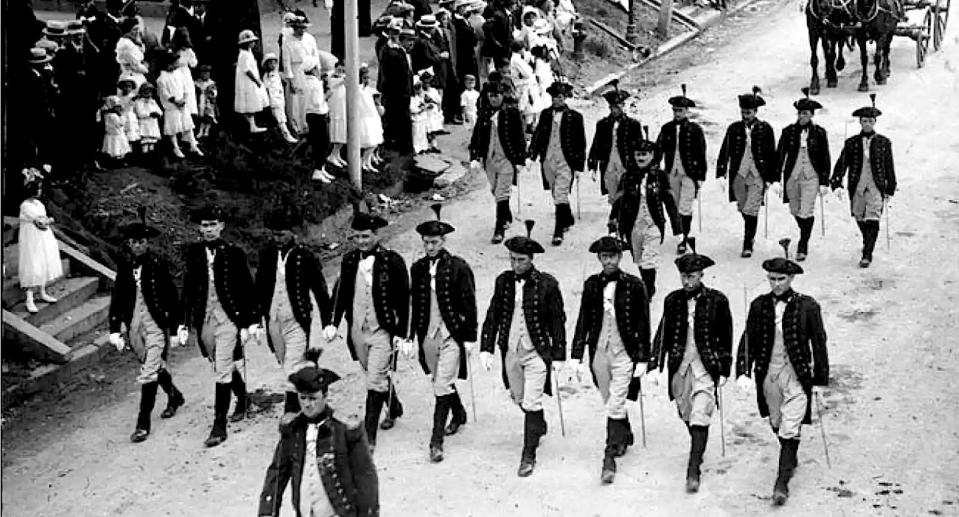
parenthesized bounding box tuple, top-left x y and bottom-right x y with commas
(516, 166, 523, 218)
(553, 372, 567, 437)
(884, 198, 891, 251)
(697, 190, 703, 232)
(814, 391, 832, 468)
(763, 190, 769, 238)
(576, 173, 582, 220)
(467, 350, 479, 422)
(718, 384, 726, 457)
(637, 378, 648, 448)
(820, 190, 826, 236)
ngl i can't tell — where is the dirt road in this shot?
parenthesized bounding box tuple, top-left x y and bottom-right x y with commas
(4, 1, 959, 515)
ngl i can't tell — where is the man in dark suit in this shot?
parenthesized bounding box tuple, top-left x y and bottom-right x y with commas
(481, 0, 513, 70)
(650, 252, 733, 493)
(469, 83, 527, 244)
(178, 204, 259, 447)
(479, 227, 566, 478)
(735, 257, 828, 506)
(528, 81, 586, 245)
(254, 206, 333, 417)
(258, 365, 379, 517)
(109, 219, 185, 443)
(571, 236, 650, 484)
(378, 25, 415, 154)
(324, 212, 410, 451)
(716, 87, 778, 258)
(406, 206, 478, 463)
(656, 85, 707, 254)
(776, 89, 831, 261)
(588, 88, 642, 234)
(830, 95, 896, 268)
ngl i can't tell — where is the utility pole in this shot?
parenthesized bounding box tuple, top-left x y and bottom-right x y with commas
(657, 0, 673, 39)
(345, 0, 362, 190)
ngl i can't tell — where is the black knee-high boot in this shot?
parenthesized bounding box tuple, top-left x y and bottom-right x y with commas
(229, 370, 248, 423)
(795, 217, 814, 258)
(865, 220, 880, 261)
(492, 201, 509, 243)
(639, 268, 657, 299)
(430, 396, 451, 462)
(601, 418, 625, 484)
(204, 383, 231, 447)
(446, 390, 467, 435)
(132, 381, 159, 442)
(552, 205, 564, 245)
(680, 215, 693, 252)
(773, 438, 800, 505)
(364, 390, 386, 448)
(742, 214, 758, 256)
(686, 425, 709, 492)
(560, 203, 574, 231)
(381, 381, 404, 430)
(518, 410, 546, 477)
(157, 369, 184, 419)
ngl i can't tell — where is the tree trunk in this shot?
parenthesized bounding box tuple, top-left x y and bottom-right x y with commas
(207, 0, 263, 123)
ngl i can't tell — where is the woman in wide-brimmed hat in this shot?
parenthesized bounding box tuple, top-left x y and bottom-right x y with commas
(234, 29, 269, 133)
(281, 13, 319, 135)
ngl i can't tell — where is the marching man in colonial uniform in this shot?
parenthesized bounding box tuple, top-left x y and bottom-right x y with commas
(405, 204, 478, 463)
(254, 206, 333, 417)
(610, 126, 681, 299)
(650, 250, 733, 492)
(656, 84, 707, 254)
(716, 87, 778, 258)
(528, 81, 586, 245)
(570, 236, 650, 484)
(830, 94, 897, 268)
(469, 82, 527, 244)
(178, 204, 259, 447)
(479, 221, 566, 477)
(735, 257, 829, 506)
(587, 86, 641, 234)
(258, 362, 380, 517)
(776, 88, 831, 262)
(109, 215, 185, 443)
(325, 212, 410, 450)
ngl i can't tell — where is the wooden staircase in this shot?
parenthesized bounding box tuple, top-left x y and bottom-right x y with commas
(2, 217, 116, 407)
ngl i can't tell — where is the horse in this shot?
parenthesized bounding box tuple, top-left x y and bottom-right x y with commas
(805, 0, 857, 94)
(853, 0, 901, 90)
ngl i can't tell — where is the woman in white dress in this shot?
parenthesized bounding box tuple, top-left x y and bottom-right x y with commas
(281, 16, 319, 135)
(358, 64, 384, 172)
(234, 30, 269, 133)
(326, 62, 348, 167)
(115, 18, 149, 89)
(508, 41, 537, 125)
(18, 178, 63, 313)
(170, 27, 199, 118)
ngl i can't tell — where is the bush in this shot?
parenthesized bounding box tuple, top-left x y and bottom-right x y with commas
(583, 36, 612, 58)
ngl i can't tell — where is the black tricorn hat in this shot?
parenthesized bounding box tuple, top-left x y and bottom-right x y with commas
(546, 80, 573, 97)
(852, 93, 882, 118)
(762, 257, 804, 275)
(793, 87, 822, 112)
(416, 203, 455, 236)
(121, 222, 160, 239)
(504, 220, 544, 255)
(289, 365, 342, 393)
(264, 205, 302, 231)
(588, 236, 624, 253)
(635, 125, 657, 153)
(351, 212, 388, 231)
(674, 253, 715, 273)
(191, 203, 224, 223)
(738, 86, 766, 109)
(668, 83, 696, 108)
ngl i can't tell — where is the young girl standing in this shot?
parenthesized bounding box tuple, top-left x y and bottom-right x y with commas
(234, 29, 269, 134)
(326, 61, 348, 168)
(117, 74, 142, 154)
(101, 96, 132, 164)
(135, 83, 163, 155)
(194, 65, 219, 139)
(357, 64, 384, 173)
(157, 51, 202, 158)
(302, 56, 334, 183)
(170, 28, 199, 121)
(18, 176, 63, 313)
(410, 80, 429, 154)
(421, 70, 443, 153)
(261, 53, 298, 143)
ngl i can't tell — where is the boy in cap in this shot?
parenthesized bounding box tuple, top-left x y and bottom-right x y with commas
(528, 80, 587, 246)
(776, 88, 831, 261)
(178, 204, 259, 447)
(469, 81, 527, 244)
(610, 126, 681, 298)
(716, 87, 778, 258)
(571, 236, 650, 484)
(109, 216, 185, 443)
(650, 250, 733, 492)
(406, 204, 478, 462)
(258, 364, 379, 517)
(254, 205, 333, 417)
(830, 94, 896, 268)
(588, 86, 642, 233)
(324, 212, 410, 450)
(735, 257, 828, 506)
(656, 84, 707, 254)
(479, 222, 567, 477)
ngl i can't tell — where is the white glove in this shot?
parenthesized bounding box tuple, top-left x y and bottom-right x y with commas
(400, 338, 415, 358)
(241, 324, 258, 343)
(736, 375, 752, 392)
(464, 341, 477, 355)
(718, 376, 728, 387)
(109, 333, 125, 351)
(469, 160, 481, 172)
(573, 170, 583, 180)
(479, 351, 494, 371)
(812, 385, 826, 396)
(633, 361, 648, 378)
(552, 360, 566, 373)
(772, 182, 783, 198)
(177, 325, 189, 346)
(819, 185, 830, 197)
(569, 358, 587, 377)
(717, 176, 727, 192)
(834, 187, 845, 201)
(323, 325, 338, 342)
(590, 169, 598, 182)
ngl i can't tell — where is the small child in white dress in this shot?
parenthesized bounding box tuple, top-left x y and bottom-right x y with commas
(460, 75, 479, 124)
(135, 83, 163, 155)
(101, 96, 131, 162)
(234, 30, 269, 134)
(194, 65, 219, 139)
(326, 61, 348, 168)
(358, 64, 384, 172)
(420, 71, 442, 153)
(117, 74, 141, 151)
(18, 177, 63, 313)
(261, 53, 298, 143)
(410, 81, 429, 154)
(157, 51, 202, 158)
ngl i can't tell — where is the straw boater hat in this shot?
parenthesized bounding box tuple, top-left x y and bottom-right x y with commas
(416, 14, 439, 29)
(35, 39, 59, 53)
(28, 47, 53, 65)
(66, 20, 86, 35)
(237, 29, 259, 45)
(42, 20, 70, 38)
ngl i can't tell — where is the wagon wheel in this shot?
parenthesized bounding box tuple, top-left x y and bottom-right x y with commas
(933, 0, 950, 50)
(918, 7, 932, 67)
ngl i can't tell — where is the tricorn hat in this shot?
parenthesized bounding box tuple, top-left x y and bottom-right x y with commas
(351, 211, 388, 231)
(289, 365, 342, 393)
(602, 80, 630, 105)
(852, 93, 882, 118)
(588, 236, 624, 254)
(191, 203, 224, 223)
(120, 222, 160, 239)
(504, 219, 544, 255)
(635, 125, 657, 153)
(668, 84, 696, 108)
(545, 80, 573, 97)
(264, 205, 302, 231)
(738, 86, 766, 109)
(762, 257, 804, 275)
(793, 87, 822, 112)
(416, 203, 455, 236)
(674, 253, 715, 273)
